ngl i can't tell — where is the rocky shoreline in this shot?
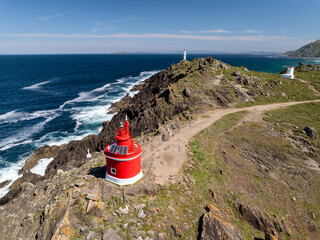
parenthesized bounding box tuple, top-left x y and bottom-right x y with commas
(1, 58, 319, 239)
(1, 57, 232, 204)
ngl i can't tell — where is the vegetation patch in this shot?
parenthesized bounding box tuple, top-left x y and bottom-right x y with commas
(264, 102, 320, 148)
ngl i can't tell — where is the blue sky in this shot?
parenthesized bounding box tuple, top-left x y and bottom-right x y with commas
(0, 0, 319, 54)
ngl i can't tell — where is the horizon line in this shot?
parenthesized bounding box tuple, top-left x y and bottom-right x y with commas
(0, 51, 283, 56)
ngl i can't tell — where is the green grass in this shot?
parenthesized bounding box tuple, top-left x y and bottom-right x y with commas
(264, 102, 320, 148)
(184, 104, 320, 239)
(184, 111, 268, 238)
(295, 66, 320, 92)
(222, 66, 320, 108)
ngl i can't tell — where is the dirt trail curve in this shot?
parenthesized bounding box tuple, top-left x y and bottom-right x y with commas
(296, 78, 320, 95)
(141, 99, 320, 185)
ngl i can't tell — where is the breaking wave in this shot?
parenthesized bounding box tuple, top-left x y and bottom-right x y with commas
(22, 80, 51, 90)
(0, 114, 59, 151)
(0, 109, 58, 124)
(0, 70, 159, 198)
(0, 153, 30, 198)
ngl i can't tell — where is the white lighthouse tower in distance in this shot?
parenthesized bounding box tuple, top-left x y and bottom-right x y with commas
(183, 49, 187, 60)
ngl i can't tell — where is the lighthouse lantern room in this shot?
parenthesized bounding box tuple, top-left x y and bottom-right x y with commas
(104, 116, 143, 185)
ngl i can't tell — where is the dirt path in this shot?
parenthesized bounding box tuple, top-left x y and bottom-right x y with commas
(141, 99, 320, 185)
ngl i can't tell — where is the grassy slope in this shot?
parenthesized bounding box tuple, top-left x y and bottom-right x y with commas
(187, 103, 320, 239)
(223, 67, 320, 108)
(294, 64, 320, 92)
(168, 58, 320, 110)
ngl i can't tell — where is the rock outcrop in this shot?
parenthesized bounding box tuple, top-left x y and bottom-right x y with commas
(198, 204, 243, 240)
(303, 126, 318, 139)
(20, 144, 64, 174)
(0, 180, 11, 189)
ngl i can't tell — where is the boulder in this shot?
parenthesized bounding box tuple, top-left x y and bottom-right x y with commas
(103, 228, 122, 240)
(85, 231, 101, 240)
(10, 172, 44, 192)
(232, 71, 242, 77)
(0, 180, 11, 189)
(134, 203, 146, 211)
(198, 204, 243, 240)
(303, 126, 318, 139)
(236, 76, 249, 85)
(220, 63, 229, 70)
(137, 209, 147, 219)
(132, 230, 145, 238)
(86, 201, 106, 212)
(86, 194, 99, 201)
(162, 133, 170, 142)
(119, 205, 129, 215)
(183, 87, 191, 97)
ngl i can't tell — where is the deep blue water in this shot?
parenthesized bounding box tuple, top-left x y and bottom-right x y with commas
(0, 53, 319, 197)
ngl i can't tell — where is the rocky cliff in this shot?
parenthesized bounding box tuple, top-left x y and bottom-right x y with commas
(1, 57, 320, 239)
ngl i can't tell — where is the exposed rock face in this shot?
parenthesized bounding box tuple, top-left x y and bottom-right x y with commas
(303, 126, 318, 139)
(103, 228, 122, 240)
(0, 180, 11, 189)
(198, 204, 244, 240)
(183, 87, 191, 97)
(236, 202, 281, 235)
(232, 71, 242, 77)
(222, 78, 250, 102)
(20, 144, 64, 174)
(0, 153, 164, 239)
(220, 62, 230, 70)
(0, 172, 44, 206)
(44, 58, 234, 178)
(46, 134, 103, 177)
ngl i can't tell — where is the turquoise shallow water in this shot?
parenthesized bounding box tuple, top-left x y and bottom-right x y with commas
(0, 53, 319, 197)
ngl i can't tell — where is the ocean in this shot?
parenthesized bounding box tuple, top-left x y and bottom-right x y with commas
(0, 54, 319, 197)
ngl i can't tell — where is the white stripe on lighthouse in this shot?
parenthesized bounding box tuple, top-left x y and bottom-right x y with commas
(105, 170, 143, 186)
(106, 152, 141, 161)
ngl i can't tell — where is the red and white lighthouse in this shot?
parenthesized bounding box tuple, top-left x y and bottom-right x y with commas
(104, 116, 143, 185)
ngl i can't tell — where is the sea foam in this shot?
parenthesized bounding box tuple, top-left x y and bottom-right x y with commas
(30, 157, 54, 176)
(69, 70, 159, 132)
(0, 109, 58, 124)
(0, 70, 159, 198)
(22, 80, 51, 90)
(0, 153, 29, 198)
(0, 113, 59, 151)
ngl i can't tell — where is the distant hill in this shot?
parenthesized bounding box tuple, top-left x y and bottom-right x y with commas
(285, 40, 320, 57)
